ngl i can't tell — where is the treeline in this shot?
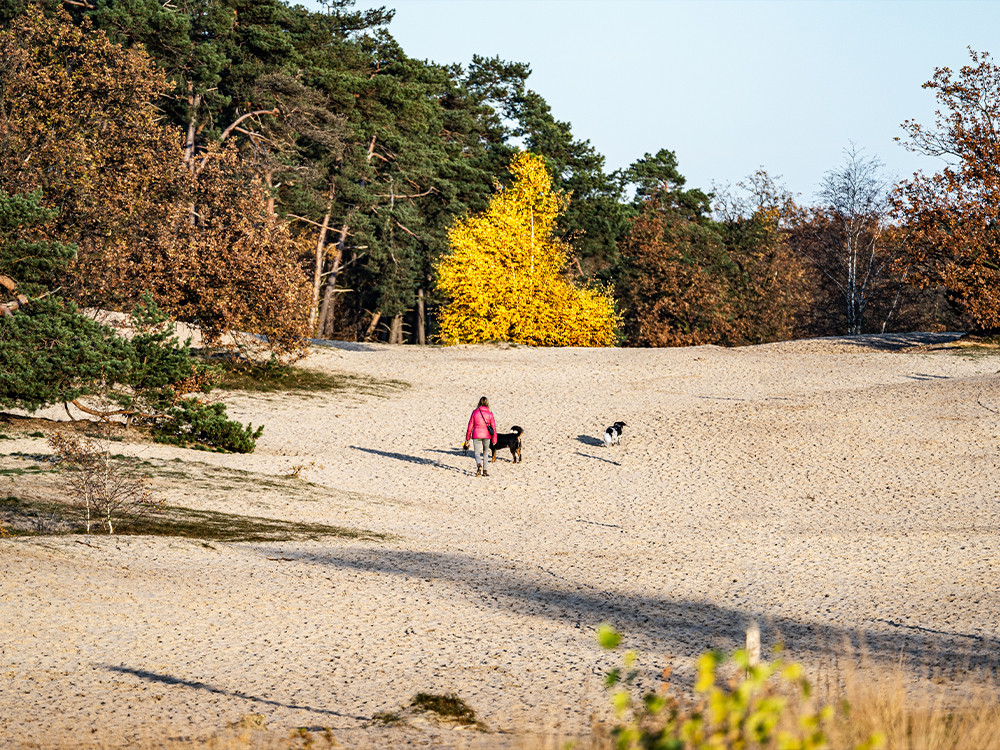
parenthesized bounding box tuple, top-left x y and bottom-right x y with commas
(1, 1, 997, 347)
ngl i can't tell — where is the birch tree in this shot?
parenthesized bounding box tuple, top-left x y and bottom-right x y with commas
(803, 146, 901, 335)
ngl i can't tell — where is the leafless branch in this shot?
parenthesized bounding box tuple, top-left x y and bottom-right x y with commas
(218, 108, 279, 143)
(232, 127, 275, 145)
(287, 213, 331, 229)
(394, 220, 421, 240)
(374, 186, 437, 200)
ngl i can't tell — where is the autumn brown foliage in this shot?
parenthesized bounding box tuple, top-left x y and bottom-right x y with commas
(0, 8, 311, 359)
(894, 49, 1000, 331)
(714, 171, 812, 344)
(620, 193, 736, 347)
(620, 172, 810, 348)
(0, 8, 176, 255)
(99, 146, 313, 359)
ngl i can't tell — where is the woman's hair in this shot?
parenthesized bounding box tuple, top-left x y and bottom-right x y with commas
(478, 396, 489, 408)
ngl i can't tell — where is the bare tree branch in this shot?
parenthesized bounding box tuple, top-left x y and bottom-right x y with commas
(218, 108, 280, 144)
(393, 219, 421, 240)
(374, 186, 437, 200)
(69, 399, 171, 421)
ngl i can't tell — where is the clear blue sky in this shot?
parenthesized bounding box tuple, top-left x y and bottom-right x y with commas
(307, 0, 997, 203)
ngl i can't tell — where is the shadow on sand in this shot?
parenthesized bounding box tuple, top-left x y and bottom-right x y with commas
(576, 450, 620, 466)
(350, 445, 466, 474)
(307, 338, 381, 352)
(262, 545, 1000, 682)
(104, 665, 367, 720)
(818, 332, 964, 351)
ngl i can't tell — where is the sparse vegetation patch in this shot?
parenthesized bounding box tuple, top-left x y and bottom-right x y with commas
(0, 494, 382, 542)
(410, 693, 482, 727)
(214, 361, 408, 399)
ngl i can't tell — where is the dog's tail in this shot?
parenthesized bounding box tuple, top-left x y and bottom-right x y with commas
(510, 425, 523, 436)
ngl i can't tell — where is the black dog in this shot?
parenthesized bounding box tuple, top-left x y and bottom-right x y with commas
(490, 426, 524, 463)
(603, 421, 626, 447)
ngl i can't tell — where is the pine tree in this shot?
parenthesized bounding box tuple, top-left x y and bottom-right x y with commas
(0, 189, 260, 452)
(0, 189, 77, 296)
(0, 189, 123, 411)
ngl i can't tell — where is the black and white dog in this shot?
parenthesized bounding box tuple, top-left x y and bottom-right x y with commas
(603, 421, 626, 447)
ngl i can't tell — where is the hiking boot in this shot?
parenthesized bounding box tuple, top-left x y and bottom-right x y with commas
(475, 466, 482, 477)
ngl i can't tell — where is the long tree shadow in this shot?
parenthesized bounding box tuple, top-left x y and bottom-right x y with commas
(272, 546, 1000, 681)
(350, 446, 465, 474)
(104, 665, 367, 720)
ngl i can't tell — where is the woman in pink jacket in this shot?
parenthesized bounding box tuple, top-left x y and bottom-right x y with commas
(463, 396, 497, 477)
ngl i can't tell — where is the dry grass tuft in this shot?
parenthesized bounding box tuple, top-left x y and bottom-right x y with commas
(828, 662, 1000, 750)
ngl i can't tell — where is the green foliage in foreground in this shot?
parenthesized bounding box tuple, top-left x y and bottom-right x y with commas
(0, 297, 123, 412)
(598, 626, 885, 750)
(0, 296, 262, 453)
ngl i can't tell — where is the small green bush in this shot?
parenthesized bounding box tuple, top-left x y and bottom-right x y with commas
(154, 398, 263, 454)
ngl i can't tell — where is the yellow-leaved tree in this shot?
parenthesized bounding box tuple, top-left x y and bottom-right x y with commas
(436, 152, 620, 346)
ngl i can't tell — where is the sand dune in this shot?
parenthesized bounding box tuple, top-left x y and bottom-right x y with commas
(2, 334, 999, 747)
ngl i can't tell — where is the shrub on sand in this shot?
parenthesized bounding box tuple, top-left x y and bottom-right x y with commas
(594, 626, 1000, 750)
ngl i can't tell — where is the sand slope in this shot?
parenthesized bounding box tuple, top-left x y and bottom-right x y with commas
(2, 334, 999, 747)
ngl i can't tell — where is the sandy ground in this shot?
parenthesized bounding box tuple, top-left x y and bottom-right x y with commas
(2, 334, 1000, 747)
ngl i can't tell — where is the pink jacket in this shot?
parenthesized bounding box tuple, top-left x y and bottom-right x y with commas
(466, 407, 497, 444)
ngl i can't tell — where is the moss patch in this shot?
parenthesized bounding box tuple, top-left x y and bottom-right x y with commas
(410, 693, 480, 726)
(369, 712, 404, 726)
(127, 505, 381, 542)
(0, 464, 57, 477)
(0, 496, 74, 534)
(368, 693, 488, 731)
(915, 334, 1000, 359)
